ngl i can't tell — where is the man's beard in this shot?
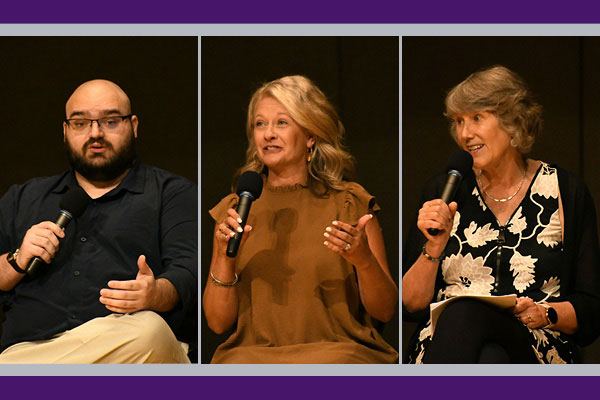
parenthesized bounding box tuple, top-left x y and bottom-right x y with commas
(65, 131, 137, 182)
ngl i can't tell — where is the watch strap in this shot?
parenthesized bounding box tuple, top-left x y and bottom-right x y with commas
(540, 303, 558, 328)
(6, 249, 26, 274)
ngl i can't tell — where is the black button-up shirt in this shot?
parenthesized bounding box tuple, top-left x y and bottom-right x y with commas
(0, 162, 197, 349)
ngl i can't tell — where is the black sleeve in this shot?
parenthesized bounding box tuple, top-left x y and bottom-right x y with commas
(559, 170, 600, 346)
(156, 178, 198, 332)
(0, 185, 19, 305)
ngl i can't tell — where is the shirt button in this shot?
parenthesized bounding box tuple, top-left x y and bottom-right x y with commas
(70, 315, 76, 319)
(80, 236, 87, 242)
(73, 270, 80, 276)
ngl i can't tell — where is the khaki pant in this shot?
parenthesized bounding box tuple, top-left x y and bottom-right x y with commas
(0, 311, 190, 364)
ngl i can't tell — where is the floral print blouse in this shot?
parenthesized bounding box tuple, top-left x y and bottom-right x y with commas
(408, 162, 576, 364)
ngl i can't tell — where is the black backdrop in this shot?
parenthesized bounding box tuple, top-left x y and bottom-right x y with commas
(0, 36, 198, 355)
(201, 37, 399, 363)
(402, 37, 600, 362)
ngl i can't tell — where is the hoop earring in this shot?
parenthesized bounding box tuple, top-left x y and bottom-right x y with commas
(510, 137, 517, 148)
(307, 146, 314, 163)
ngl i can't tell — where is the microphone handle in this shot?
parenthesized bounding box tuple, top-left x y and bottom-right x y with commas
(25, 211, 73, 276)
(427, 171, 462, 236)
(226, 194, 253, 258)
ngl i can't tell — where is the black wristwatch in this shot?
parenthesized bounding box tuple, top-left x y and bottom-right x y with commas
(541, 303, 558, 327)
(6, 249, 26, 274)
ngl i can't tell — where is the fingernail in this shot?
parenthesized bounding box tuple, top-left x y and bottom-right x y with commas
(332, 221, 338, 226)
(237, 227, 243, 233)
(368, 214, 374, 219)
(326, 227, 332, 232)
(324, 232, 329, 238)
(230, 232, 236, 237)
(323, 241, 329, 245)
(237, 218, 242, 223)
(248, 226, 253, 231)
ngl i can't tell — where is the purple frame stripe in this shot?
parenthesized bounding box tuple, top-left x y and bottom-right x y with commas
(2, 0, 600, 23)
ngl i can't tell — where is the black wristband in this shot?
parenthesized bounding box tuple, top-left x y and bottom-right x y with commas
(6, 249, 26, 274)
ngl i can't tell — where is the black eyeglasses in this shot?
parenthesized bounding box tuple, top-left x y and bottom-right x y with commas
(65, 115, 133, 133)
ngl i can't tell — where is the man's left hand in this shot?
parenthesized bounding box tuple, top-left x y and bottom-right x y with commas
(100, 255, 158, 313)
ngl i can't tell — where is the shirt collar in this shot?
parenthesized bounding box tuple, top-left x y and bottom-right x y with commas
(50, 160, 145, 196)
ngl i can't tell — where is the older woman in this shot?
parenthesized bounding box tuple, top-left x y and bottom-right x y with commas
(403, 66, 600, 363)
(203, 75, 398, 363)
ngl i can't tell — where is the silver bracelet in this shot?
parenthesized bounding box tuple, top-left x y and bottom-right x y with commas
(210, 271, 239, 287)
(422, 243, 444, 262)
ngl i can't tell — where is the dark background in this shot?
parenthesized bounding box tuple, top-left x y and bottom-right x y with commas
(403, 37, 600, 363)
(0, 37, 198, 193)
(0, 36, 198, 356)
(201, 37, 399, 363)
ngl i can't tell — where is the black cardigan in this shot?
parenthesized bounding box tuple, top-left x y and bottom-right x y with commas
(402, 166, 600, 347)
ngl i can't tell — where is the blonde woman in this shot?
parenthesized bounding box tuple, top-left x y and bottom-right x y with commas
(403, 66, 600, 363)
(203, 75, 398, 363)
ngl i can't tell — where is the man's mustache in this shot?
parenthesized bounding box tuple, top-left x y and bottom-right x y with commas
(83, 139, 113, 151)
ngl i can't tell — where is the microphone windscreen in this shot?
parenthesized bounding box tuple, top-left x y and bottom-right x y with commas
(60, 186, 91, 218)
(447, 150, 474, 177)
(236, 171, 263, 199)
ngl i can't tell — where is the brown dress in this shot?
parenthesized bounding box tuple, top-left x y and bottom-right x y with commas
(209, 181, 398, 364)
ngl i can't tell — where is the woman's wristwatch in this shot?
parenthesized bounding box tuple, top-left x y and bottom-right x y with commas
(539, 303, 558, 328)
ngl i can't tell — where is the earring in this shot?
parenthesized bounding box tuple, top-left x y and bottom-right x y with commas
(510, 137, 517, 148)
(307, 147, 314, 163)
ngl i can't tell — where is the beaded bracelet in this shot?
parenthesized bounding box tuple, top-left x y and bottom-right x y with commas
(422, 243, 444, 262)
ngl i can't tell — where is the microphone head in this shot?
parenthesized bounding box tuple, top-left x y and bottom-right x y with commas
(236, 171, 263, 200)
(447, 150, 474, 177)
(60, 186, 91, 218)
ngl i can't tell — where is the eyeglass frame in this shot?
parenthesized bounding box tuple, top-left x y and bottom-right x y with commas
(64, 114, 134, 131)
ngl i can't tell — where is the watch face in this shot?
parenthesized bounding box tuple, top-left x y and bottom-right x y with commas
(548, 307, 558, 324)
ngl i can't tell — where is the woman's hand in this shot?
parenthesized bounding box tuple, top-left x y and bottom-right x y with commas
(204, 209, 252, 335)
(417, 199, 458, 257)
(323, 214, 376, 269)
(215, 208, 253, 257)
(512, 297, 549, 329)
(402, 200, 457, 313)
(323, 213, 397, 322)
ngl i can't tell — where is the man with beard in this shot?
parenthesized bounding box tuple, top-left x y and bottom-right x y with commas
(0, 80, 196, 363)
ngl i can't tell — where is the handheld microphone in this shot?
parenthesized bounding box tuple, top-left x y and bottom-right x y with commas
(428, 150, 473, 236)
(26, 186, 91, 276)
(226, 171, 263, 258)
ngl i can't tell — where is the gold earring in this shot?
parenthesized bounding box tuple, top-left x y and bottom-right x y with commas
(307, 147, 313, 163)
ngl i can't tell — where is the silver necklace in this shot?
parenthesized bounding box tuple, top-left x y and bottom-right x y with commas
(477, 166, 527, 203)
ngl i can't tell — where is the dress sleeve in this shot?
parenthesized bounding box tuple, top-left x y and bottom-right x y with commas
(336, 182, 381, 225)
(209, 193, 240, 224)
(559, 170, 600, 346)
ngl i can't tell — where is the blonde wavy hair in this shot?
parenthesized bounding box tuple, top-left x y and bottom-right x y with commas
(445, 66, 543, 154)
(235, 75, 355, 195)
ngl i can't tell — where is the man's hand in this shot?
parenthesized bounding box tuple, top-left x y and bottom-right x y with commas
(99, 255, 177, 313)
(19, 221, 65, 267)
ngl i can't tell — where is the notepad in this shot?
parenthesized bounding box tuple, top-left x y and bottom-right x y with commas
(430, 294, 518, 337)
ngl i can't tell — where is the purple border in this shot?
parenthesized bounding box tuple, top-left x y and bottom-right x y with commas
(1, 0, 600, 397)
(2, 376, 598, 397)
(2, 0, 600, 23)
